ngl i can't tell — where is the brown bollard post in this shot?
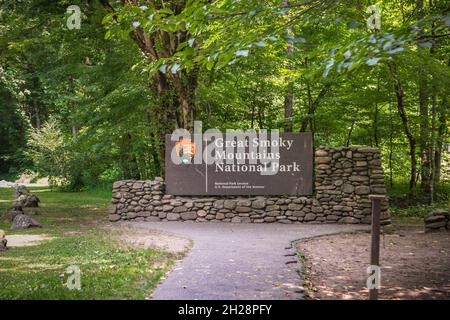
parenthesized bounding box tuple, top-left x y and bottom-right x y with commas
(368, 194, 385, 300)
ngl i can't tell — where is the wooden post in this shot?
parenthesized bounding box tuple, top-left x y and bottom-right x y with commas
(368, 194, 385, 300)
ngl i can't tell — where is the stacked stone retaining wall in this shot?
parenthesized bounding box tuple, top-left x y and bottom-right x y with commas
(109, 146, 390, 224)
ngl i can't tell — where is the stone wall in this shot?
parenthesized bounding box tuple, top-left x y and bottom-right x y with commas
(109, 146, 390, 224)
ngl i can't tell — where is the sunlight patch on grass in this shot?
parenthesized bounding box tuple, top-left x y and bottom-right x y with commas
(26, 188, 51, 193)
(0, 187, 174, 300)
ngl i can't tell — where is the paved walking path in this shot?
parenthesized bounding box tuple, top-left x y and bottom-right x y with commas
(126, 222, 369, 300)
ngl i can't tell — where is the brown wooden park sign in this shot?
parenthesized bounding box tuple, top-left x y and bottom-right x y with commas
(165, 131, 313, 196)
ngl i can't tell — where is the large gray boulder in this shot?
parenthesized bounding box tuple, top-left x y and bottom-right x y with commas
(15, 185, 30, 197)
(14, 194, 40, 208)
(0, 229, 7, 252)
(11, 214, 42, 230)
(424, 210, 449, 232)
(2, 208, 22, 222)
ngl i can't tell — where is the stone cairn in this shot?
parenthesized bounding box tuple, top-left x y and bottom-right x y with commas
(424, 210, 449, 232)
(110, 146, 390, 224)
(0, 229, 7, 252)
(2, 185, 42, 230)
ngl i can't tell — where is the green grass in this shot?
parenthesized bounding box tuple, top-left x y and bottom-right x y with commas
(0, 187, 175, 300)
(0, 187, 112, 231)
(387, 181, 450, 225)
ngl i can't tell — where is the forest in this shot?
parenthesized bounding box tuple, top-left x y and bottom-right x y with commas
(0, 0, 449, 205)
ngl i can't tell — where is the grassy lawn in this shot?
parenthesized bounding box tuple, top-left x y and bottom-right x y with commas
(389, 199, 450, 225)
(387, 182, 450, 225)
(0, 187, 175, 299)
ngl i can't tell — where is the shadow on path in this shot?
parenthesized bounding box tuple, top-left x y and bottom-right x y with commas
(124, 222, 369, 300)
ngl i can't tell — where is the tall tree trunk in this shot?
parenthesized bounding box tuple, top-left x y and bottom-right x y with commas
(169, 69, 198, 131)
(389, 102, 394, 188)
(31, 73, 41, 129)
(127, 133, 140, 179)
(33, 100, 41, 129)
(434, 54, 450, 182)
(417, 0, 432, 192)
(118, 133, 140, 179)
(419, 82, 431, 192)
(152, 71, 175, 174)
(428, 3, 437, 203)
(373, 103, 379, 147)
(428, 2, 447, 184)
(250, 103, 256, 129)
(283, 0, 294, 132)
(429, 82, 437, 204)
(388, 61, 417, 194)
(434, 100, 447, 181)
(373, 75, 380, 147)
(300, 85, 330, 132)
(147, 112, 162, 178)
(345, 120, 355, 147)
(284, 83, 294, 132)
(258, 105, 265, 129)
(100, 0, 199, 178)
(68, 76, 78, 139)
(24, 59, 44, 129)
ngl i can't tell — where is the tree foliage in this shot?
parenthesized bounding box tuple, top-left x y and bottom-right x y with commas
(0, 0, 448, 199)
